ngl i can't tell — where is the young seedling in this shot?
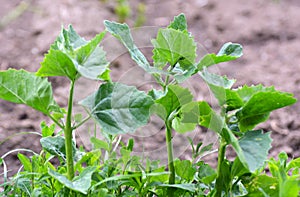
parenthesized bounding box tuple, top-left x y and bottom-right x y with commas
(0, 13, 298, 196)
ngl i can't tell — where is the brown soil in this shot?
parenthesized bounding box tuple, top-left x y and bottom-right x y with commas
(1, 0, 300, 182)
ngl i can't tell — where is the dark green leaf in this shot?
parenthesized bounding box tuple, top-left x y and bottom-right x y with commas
(154, 85, 193, 121)
(174, 160, 196, 181)
(80, 82, 154, 134)
(49, 166, 96, 194)
(197, 42, 243, 70)
(168, 13, 188, 32)
(237, 91, 297, 131)
(0, 69, 59, 114)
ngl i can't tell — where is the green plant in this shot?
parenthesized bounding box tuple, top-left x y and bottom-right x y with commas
(0, 13, 299, 196)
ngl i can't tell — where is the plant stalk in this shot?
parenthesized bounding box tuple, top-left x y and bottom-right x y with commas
(165, 121, 175, 184)
(65, 80, 75, 180)
(214, 138, 227, 197)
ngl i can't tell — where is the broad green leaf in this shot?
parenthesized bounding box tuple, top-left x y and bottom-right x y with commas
(172, 101, 199, 133)
(0, 69, 59, 114)
(40, 136, 76, 160)
(238, 130, 272, 172)
(152, 28, 197, 68)
(73, 32, 110, 81)
(38, 26, 109, 81)
(17, 153, 32, 172)
(174, 160, 196, 181)
(197, 42, 243, 70)
(36, 49, 77, 80)
(104, 20, 154, 73)
(49, 166, 96, 194)
(154, 85, 193, 121)
(235, 84, 275, 103)
(157, 183, 196, 192)
(237, 91, 297, 131)
(198, 101, 224, 133)
(75, 46, 110, 80)
(168, 13, 188, 32)
(79, 82, 154, 134)
(224, 89, 244, 111)
(225, 84, 280, 112)
(200, 68, 236, 106)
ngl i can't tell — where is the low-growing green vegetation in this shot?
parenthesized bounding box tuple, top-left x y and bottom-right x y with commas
(0, 14, 299, 196)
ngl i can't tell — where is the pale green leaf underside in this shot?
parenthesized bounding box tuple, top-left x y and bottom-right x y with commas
(238, 130, 272, 172)
(200, 68, 236, 106)
(197, 42, 243, 70)
(104, 20, 158, 73)
(0, 69, 59, 114)
(224, 129, 272, 172)
(79, 82, 154, 134)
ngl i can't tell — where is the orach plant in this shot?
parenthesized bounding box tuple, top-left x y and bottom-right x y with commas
(0, 14, 299, 196)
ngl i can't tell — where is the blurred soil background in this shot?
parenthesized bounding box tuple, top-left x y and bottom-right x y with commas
(1, 0, 300, 181)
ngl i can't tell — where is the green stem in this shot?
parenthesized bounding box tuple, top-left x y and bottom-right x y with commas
(165, 121, 175, 184)
(49, 114, 64, 129)
(72, 114, 91, 130)
(165, 120, 175, 196)
(214, 138, 227, 197)
(65, 80, 75, 180)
